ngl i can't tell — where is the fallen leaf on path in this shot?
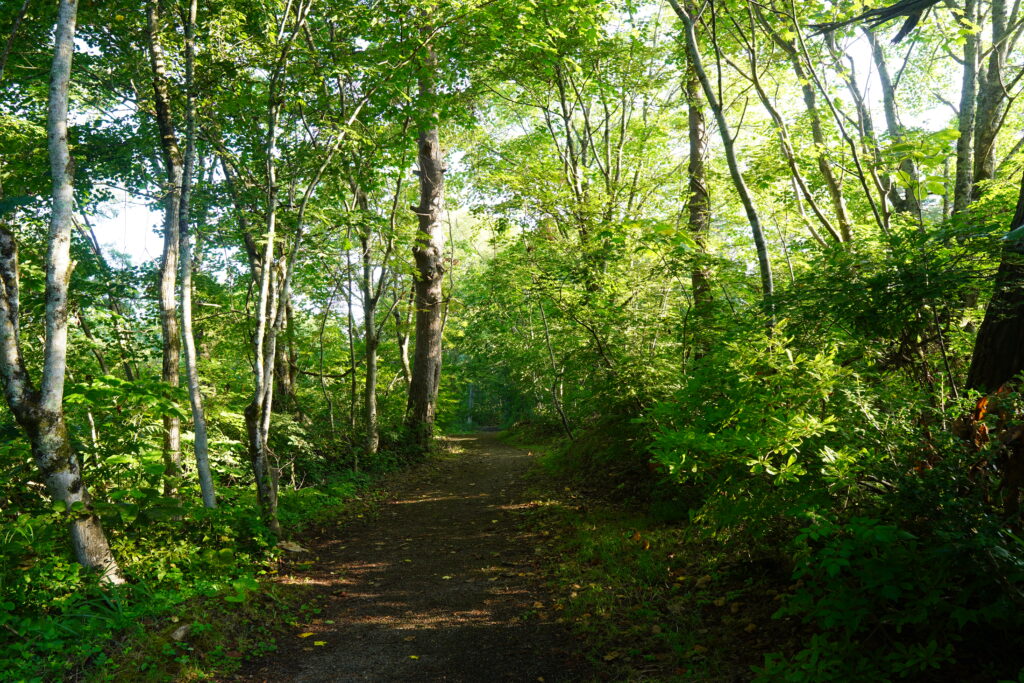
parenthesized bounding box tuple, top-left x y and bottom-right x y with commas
(409, 655, 419, 660)
(314, 641, 326, 646)
(441, 575, 453, 580)
(298, 632, 314, 638)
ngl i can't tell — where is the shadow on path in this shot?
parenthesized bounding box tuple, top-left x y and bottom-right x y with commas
(232, 433, 588, 682)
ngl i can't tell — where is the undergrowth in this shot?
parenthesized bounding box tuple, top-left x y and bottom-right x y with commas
(1, 467, 382, 682)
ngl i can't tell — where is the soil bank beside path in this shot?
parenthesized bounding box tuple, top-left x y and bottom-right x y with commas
(232, 432, 589, 682)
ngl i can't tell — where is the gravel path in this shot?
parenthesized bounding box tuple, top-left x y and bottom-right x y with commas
(233, 433, 588, 682)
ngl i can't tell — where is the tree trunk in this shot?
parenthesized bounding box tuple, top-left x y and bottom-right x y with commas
(866, 29, 920, 216)
(247, 77, 283, 535)
(178, 0, 215, 509)
(345, 247, 358, 430)
(363, 322, 379, 460)
(954, 0, 978, 214)
(0, 0, 122, 582)
(794, 60, 852, 241)
(685, 64, 712, 316)
(273, 305, 298, 413)
(394, 282, 413, 387)
(538, 302, 572, 440)
(146, 0, 182, 498)
(406, 44, 446, 453)
(669, 0, 774, 308)
(755, 9, 853, 242)
(966, 168, 1024, 392)
(360, 226, 379, 459)
(974, 0, 1008, 190)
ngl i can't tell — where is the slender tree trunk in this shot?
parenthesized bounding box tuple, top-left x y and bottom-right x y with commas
(866, 29, 920, 216)
(359, 228, 380, 458)
(736, 50, 843, 244)
(178, 0, 214, 509)
(243, 0, 319, 536)
(538, 302, 572, 440)
(0, 0, 122, 582)
(754, 6, 854, 242)
(794, 59, 852, 241)
(974, 0, 1008, 191)
(363, 323, 379, 459)
(345, 248, 358, 430)
(0, 0, 31, 83)
(317, 284, 338, 435)
(146, 0, 182, 498)
(394, 282, 413, 387)
(685, 63, 712, 316)
(246, 83, 283, 535)
(406, 44, 446, 453)
(955, 0, 979, 214)
(669, 0, 774, 307)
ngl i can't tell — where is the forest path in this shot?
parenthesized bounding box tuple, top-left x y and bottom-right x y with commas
(233, 432, 589, 682)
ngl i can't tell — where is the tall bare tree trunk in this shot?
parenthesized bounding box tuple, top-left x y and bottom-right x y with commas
(954, 0, 978, 214)
(345, 246, 358, 430)
(0, 0, 122, 582)
(669, 0, 774, 308)
(394, 281, 413, 387)
(685, 64, 712, 315)
(146, 0, 182, 498)
(793, 60, 852, 241)
(866, 29, 920, 216)
(974, 0, 1009, 190)
(178, 0, 215, 508)
(406, 44, 446, 454)
(357, 188, 380, 458)
(246, 87, 282, 534)
(754, 6, 853, 242)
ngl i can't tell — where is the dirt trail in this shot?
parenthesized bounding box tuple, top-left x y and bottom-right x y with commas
(234, 433, 589, 682)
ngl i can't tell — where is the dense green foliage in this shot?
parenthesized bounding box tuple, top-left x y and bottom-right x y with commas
(3, 0, 1024, 679)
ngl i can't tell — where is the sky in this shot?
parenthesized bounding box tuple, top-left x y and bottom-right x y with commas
(91, 188, 164, 265)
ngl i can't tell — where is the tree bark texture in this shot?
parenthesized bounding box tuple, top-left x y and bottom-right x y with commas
(178, 0, 215, 508)
(966, 169, 1024, 393)
(685, 63, 712, 315)
(0, 0, 122, 582)
(406, 45, 446, 454)
(974, 0, 1009, 190)
(146, 0, 182, 497)
(954, 0, 978, 214)
(359, 220, 383, 459)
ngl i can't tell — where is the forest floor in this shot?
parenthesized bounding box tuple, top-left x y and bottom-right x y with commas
(228, 432, 590, 682)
